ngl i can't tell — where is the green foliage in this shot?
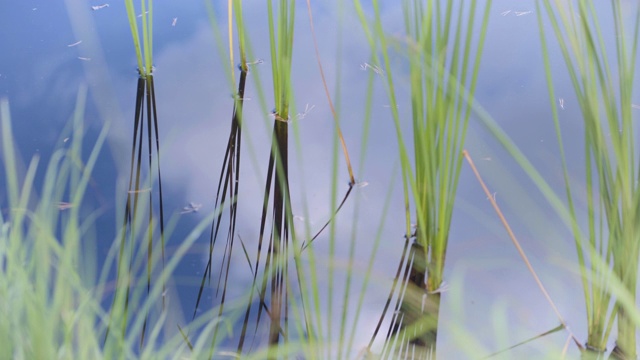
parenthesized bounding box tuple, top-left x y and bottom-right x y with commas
(0, 91, 221, 359)
(125, 0, 154, 76)
(536, 0, 640, 357)
(353, 0, 491, 357)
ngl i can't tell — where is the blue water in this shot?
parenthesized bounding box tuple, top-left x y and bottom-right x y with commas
(1, 0, 639, 358)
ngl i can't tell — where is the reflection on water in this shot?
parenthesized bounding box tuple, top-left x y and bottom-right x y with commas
(1, 0, 639, 358)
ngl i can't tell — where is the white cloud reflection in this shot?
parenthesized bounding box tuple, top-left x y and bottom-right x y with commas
(6, 0, 633, 356)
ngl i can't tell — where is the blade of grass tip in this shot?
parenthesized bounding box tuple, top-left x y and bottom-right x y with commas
(480, 324, 565, 359)
(463, 150, 583, 350)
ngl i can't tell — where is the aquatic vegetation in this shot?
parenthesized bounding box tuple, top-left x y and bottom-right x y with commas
(4, 0, 640, 359)
(537, 0, 640, 357)
(353, 0, 492, 357)
(0, 92, 221, 359)
(105, 0, 167, 349)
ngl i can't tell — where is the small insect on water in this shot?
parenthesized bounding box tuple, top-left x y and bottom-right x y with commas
(360, 62, 383, 75)
(559, 97, 565, 110)
(296, 104, 315, 120)
(246, 59, 264, 66)
(180, 202, 202, 214)
(91, 4, 109, 11)
(58, 202, 73, 210)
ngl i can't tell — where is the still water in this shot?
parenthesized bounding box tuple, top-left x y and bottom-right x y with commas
(1, 0, 639, 358)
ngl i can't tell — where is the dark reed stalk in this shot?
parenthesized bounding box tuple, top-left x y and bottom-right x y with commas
(192, 2, 250, 350)
(234, 1, 300, 357)
(105, 0, 165, 349)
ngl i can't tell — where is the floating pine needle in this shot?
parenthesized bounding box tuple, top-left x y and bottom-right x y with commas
(463, 150, 583, 350)
(67, 40, 82, 47)
(306, 0, 355, 185)
(480, 324, 565, 359)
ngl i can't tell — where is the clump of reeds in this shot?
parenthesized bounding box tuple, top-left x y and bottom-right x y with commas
(536, 1, 640, 358)
(105, 0, 167, 348)
(237, 0, 299, 355)
(353, 0, 492, 357)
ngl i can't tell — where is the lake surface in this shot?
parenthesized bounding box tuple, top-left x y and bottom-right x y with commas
(1, 0, 639, 358)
